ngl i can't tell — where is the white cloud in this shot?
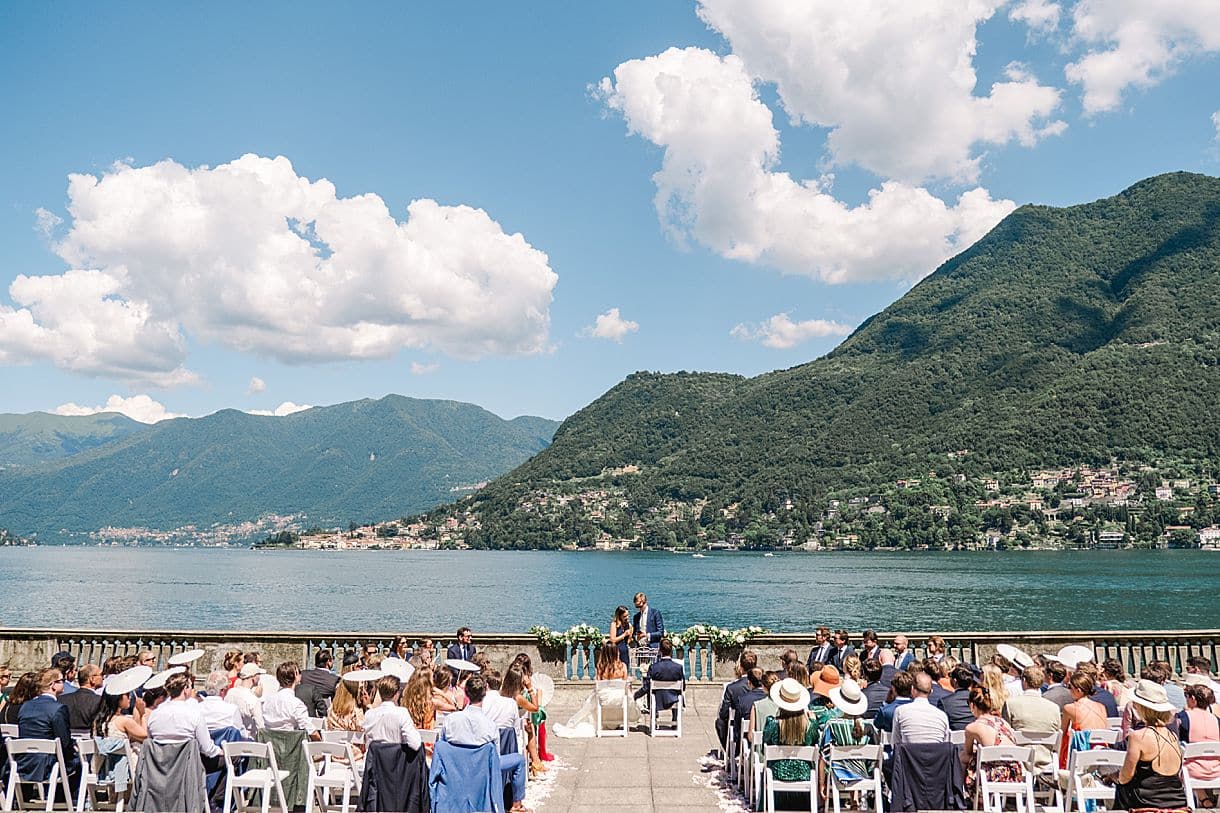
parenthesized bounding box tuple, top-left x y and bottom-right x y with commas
(409, 361, 439, 375)
(598, 47, 1016, 284)
(0, 155, 557, 385)
(730, 313, 853, 349)
(247, 376, 266, 394)
(1009, 0, 1061, 35)
(34, 207, 62, 239)
(53, 394, 185, 424)
(1212, 110, 1220, 141)
(248, 401, 312, 417)
(1066, 1, 1220, 115)
(580, 307, 640, 343)
(693, 0, 1065, 183)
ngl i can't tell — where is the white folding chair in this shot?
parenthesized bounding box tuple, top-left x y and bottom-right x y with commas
(1014, 729, 1063, 810)
(648, 681, 684, 738)
(1182, 740, 1220, 809)
(4, 738, 74, 812)
(222, 740, 290, 813)
(418, 729, 437, 746)
(303, 741, 359, 813)
(74, 737, 114, 813)
(307, 718, 326, 733)
(0, 726, 17, 741)
(726, 707, 739, 781)
(1083, 728, 1119, 746)
(1106, 716, 1122, 730)
(319, 730, 360, 745)
(975, 744, 1036, 813)
(1064, 748, 1123, 813)
(593, 680, 628, 738)
(949, 729, 966, 745)
(825, 744, 882, 813)
(740, 727, 759, 810)
(763, 745, 818, 813)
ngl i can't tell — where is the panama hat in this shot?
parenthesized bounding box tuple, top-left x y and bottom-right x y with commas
(237, 663, 266, 679)
(770, 678, 811, 713)
(1056, 645, 1095, 669)
(144, 666, 185, 690)
(1129, 679, 1175, 713)
(444, 658, 479, 673)
(104, 665, 153, 696)
(168, 649, 205, 666)
(811, 665, 841, 698)
(829, 677, 868, 715)
(996, 644, 1035, 669)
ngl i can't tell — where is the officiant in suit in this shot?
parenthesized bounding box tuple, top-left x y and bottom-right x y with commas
(632, 592, 665, 649)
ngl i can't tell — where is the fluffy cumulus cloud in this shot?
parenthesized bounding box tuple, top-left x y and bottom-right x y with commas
(581, 307, 640, 343)
(0, 155, 557, 385)
(1066, 0, 1220, 114)
(53, 394, 185, 423)
(247, 401, 311, 417)
(731, 313, 853, 349)
(409, 361, 439, 375)
(694, 0, 1065, 183)
(1214, 111, 1220, 141)
(598, 47, 1017, 284)
(1009, 0, 1061, 35)
(247, 376, 266, 394)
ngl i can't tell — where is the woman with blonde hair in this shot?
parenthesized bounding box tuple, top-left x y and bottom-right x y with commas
(1116, 680, 1187, 810)
(841, 654, 863, 684)
(980, 664, 1009, 710)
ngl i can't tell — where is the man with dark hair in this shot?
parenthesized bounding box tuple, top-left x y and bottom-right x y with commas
(17, 667, 80, 793)
(262, 661, 318, 739)
(716, 650, 759, 750)
(146, 670, 223, 765)
(51, 651, 78, 695)
(862, 659, 889, 716)
(806, 626, 834, 671)
(362, 676, 421, 748)
(447, 628, 476, 662)
(635, 638, 685, 717)
(1152, 660, 1186, 710)
(922, 658, 950, 705)
(875, 670, 915, 732)
(481, 669, 519, 730)
(1186, 656, 1220, 695)
(296, 648, 338, 717)
(892, 672, 949, 744)
(62, 663, 104, 731)
(731, 668, 767, 744)
(439, 674, 528, 812)
(936, 664, 976, 730)
(860, 630, 881, 662)
(1043, 660, 1072, 709)
(831, 630, 855, 671)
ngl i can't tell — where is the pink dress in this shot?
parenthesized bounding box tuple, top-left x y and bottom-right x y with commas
(1184, 708, 1220, 782)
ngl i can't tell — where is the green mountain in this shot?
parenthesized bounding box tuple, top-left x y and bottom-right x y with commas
(0, 412, 143, 467)
(448, 172, 1220, 547)
(0, 395, 559, 539)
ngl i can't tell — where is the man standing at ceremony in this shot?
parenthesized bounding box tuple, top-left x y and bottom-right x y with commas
(632, 592, 665, 650)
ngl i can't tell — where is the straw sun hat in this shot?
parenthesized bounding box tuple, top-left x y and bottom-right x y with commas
(811, 665, 842, 698)
(770, 678, 811, 713)
(1129, 679, 1176, 713)
(829, 678, 868, 715)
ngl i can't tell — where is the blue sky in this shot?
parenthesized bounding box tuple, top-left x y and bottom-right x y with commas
(1, 1, 1217, 423)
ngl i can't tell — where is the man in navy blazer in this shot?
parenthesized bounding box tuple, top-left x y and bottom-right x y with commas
(715, 650, 759, 749)
(631, 592, 665, 649)
(634, 639, 685, 715)
(17, 667, 79, 793)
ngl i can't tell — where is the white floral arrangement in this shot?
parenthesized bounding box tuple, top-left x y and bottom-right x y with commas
(529, 623, 606, 648)
(675, 624, 767, 649)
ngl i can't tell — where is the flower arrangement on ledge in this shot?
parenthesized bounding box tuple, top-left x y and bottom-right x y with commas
(529, 623, 606, 648)
(675, 624, 768, 650)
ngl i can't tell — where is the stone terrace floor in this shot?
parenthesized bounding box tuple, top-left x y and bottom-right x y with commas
(533, 684, 743, 813)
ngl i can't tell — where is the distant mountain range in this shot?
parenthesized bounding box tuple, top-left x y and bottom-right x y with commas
(436, 171, 1220, 548)
(0, 396, 559, 539)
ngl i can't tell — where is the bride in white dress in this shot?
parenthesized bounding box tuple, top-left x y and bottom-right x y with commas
(553, 641, 640, 737)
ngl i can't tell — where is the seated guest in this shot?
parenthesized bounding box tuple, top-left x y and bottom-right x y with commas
(937, 664, 977, 731)
(224, 663, 266, 738)
(1059, 671, 1108, 769)
(1042, 660, 1072, 709)
(1116, 680, 1188, 811)
(1186, 656, 1220, 697)
(410, 638, 436, 671)
(962, 686, 1023, 801)
(992, 653, 1023, 698)
(325, 675, 364, 734)
(763, 679, 817, 787)
(363, 676, 422, 749)
(732, 669, 767, 748)
(937, 657, 958, 692)
(1077, 660, 1120, 717)
(431, 665, 465, 713)
(980, 663, 1010, 711)
(877, 648, 898, 687)
(1, 671, 38, 726)
(262, 662, 320, 740)
(221, 650, 243, 690)
(841, 654, 864, 685)
(925, 635, 947, 664)
(1122, 662, 1174, 736)
(481, 670, 522, 731)
(439, 675, 527, 813)
(875, 670, 915, 732)
(1155, 660, 1187, 711)
(921, 659, 950, 705)
(1178, 683, 1220, 800)
(401, 668, 436, 732)
(1101, 658, 1133, 708)
(717, 650, 759, 751)
(633, 638, 686, 717)
(62, 663, 104, 731)
(17, 667, 80, 792)
(821, 679, 876, 794)
(809, 666, 844, 742)
(296, 648, 338, 717)
(747, 671, 781, 739)
(1002, 666, 1061, 758)
(146, 672, 222, 768)
(51, 652, 78, 695)
(892, 672, 950, 744)
(199, 670, 244, 733)
(861, 659, 889, 718)
(389, 636, 411, 660)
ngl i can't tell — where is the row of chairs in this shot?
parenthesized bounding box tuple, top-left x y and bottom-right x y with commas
(590, 679, 685, 738)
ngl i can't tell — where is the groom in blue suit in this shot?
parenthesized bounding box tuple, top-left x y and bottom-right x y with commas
(631, 591, 665, 649)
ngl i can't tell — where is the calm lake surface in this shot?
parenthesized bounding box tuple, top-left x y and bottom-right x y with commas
(0, 547, 1215, 632)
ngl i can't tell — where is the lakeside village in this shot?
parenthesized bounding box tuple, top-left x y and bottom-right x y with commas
(273, 461, 1220, 553)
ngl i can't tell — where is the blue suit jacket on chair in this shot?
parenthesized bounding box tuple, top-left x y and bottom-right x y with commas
(636, 657, 685, 711)
(16, 694, 78, 781)
(632, 608, 665, 647)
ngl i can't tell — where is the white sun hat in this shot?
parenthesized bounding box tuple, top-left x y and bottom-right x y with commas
(167, 649, 205, 666)
(341, 669, 385, 683)
(144, 666, 185, 690)
(381, 658, 414, 682)
(444, 658, 479, 673)
(1056, 645, 1095, 669)
(996, 644, 1035, 669)
(1129, 679, 1175, 713)
(769, 678, 811, 713)
(104, 665, 153, 696)
(533, 673, 555, 708)
(829, 678, 868, 716)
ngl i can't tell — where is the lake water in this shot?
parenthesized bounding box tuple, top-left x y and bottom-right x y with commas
(0, 547, 1215, 632)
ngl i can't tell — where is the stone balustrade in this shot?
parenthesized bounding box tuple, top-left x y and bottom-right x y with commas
(0, 627, 1215, 684)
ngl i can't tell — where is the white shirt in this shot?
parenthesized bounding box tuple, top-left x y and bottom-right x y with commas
(440, 704, 498, 746)
(892, 696, 950, 745)
(262, 687, 312, 732)
(199, 695, 244, 733)
(482, 690, 520, 730)
(147, 698, 221, 757)
(224, 684, 264, 737)
(362, 702, 422, 750)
